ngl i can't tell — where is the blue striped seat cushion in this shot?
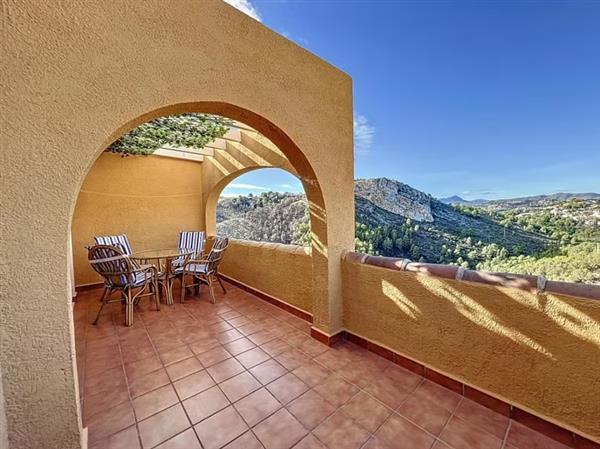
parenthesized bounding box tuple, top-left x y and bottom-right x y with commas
(131, 270, 154, 287)
(175, 263, 207, 274)
(94, 235, 132, 255)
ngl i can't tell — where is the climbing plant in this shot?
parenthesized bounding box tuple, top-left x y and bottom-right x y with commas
(107, 113, 232, 156)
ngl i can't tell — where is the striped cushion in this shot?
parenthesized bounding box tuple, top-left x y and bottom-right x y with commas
(94, 235, 132, 255)
(175, 263, 207, 274)
(132, 270, 154, 287)
(173, 231, 206, 267)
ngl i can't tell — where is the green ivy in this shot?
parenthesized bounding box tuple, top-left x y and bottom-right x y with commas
(107, 113, 232, 156)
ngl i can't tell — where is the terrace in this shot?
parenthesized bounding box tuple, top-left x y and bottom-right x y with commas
(2, 2, 599, 449)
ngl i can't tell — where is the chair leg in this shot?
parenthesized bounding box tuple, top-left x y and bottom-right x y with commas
(206, 275, 216, 304)
(216, 273, 226, 294)
(180, 274, 186, 304)
(153, 278, 160, 311)
(93, 288, 111, 325)
(125, 288, 134, 326)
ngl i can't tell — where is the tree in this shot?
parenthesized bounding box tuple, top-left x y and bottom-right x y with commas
(108, 113, 231, 156)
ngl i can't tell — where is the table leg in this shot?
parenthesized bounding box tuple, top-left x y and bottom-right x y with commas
(164, 256, 174, 305)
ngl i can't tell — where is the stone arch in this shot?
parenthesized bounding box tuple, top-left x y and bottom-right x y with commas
(1, 2, 354, 448)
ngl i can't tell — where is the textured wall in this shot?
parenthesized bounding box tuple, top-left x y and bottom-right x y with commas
(342, 259, 600, 440)
(72, 153, 205, 286)
(1, 1, 353, 447)
(220, 240, 313, 313)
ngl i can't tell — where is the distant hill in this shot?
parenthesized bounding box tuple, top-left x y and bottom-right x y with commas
(440, 192, 599, 207)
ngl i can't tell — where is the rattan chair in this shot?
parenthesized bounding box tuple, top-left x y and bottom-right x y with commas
(172, 231, 206, 270)
(176, 236, 229, 304)
(88, 245, 160, 326)
(94, 234, 133, 255)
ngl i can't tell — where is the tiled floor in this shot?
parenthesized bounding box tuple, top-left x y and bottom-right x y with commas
(74, 283, 571, 449)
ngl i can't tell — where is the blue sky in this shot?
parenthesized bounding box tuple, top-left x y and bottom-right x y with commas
(222, 0, 600, 200)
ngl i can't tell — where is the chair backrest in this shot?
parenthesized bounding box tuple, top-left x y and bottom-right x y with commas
(178, 231, 205, 258)
(205, 236, 229, 273)
(88, 245, 135, 287)
(94, 234, 132, 255)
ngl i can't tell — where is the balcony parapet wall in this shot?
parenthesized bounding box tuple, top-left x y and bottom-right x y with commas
(343, 251, 600, 301)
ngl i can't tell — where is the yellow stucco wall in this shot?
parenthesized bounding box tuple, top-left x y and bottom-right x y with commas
(342, 259, 600, 440)
(220, 240, 313, 314)
(72, 153, 205, 286)
(1, 1, 353, 447)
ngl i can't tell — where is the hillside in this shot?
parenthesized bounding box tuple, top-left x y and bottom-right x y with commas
(217, 178, 600, 283)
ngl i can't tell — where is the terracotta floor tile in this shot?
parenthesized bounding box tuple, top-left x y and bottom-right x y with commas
(196, 346, 232, 367)
(297, 338, 329, 358)
(210, 321, 233, 333)
(249, 359, 288, 385)
(313, 375, 359, 408)
(292, 362, 331, 388)
(267, 373, 309, 405)
(86, 401, 136, 444)
(234, 387, 282, 426)
(226, 315, 252, 327)
(339, 360, 383, 389)
(361, 436, 396, 449)
(84, 384, 130, 423)
(121, 344, 157, 365)
(132, 384, 179, 421)
(189, 338, 221, 355)
(236, 347, 271, 369)
(165, 356, 203, 381)
(292, 434, 327, 449)
(440, 416, 503, 449)
(159, 345, 194, 366)
(138, 404, 191, 449)
(220, 372, 262, 402)
(128, 368, 170, 398)
(223, 337, 256, 356)
(254, 408, 308, 449)
(207, 357, 246, 383)
(364, 375, 411, 409)
(340, 391, 392, 433)
(222, 431, 264, 449)
(173, 370, 216, 399)
(381, 364, 422, 392)
(183, 385, 231, 424)
(85, 365, 127, 396)
(261, 338, 293, 357)
(217, 328, 244, 344)
(375, 413, 435, 449)
(413, 380, 461, 413)
(454, 398, 509, 439)
(313, 411, 370, 449)
(397, 394, 452, 435)
(194, 406, 249, 449)
(125, 355, 163, 379)
(89, 425, 140, 449)
(153, 428, 201, 449)
(506, 421, 573, 449)
(313, 350, 350, 372)
(287, 390, 336, 430)
(275, 349, 312, 371)
(237, 322, 263, 336)
(248, 329, 277, 346)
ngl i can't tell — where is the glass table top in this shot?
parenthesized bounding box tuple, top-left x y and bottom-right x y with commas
(130, 248, 195, 259)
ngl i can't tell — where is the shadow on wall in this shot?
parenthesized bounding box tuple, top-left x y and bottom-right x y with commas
(343, 262, 600, 439)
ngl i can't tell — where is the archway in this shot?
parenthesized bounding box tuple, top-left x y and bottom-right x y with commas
(1, 2, 354, 447)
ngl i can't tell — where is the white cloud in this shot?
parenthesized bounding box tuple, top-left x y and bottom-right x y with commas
(224, 0, 262, 22)
(354, 113, 375, 156)
(279, 183, 294, 189)
(220, 193, 243, 198)
(228, 183, 268, 190)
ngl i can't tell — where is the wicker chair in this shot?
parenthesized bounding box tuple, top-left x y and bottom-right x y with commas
(94, 234, 133, 255)
(176, 236, 229, 304)
(88, 245, 160, 326)
(172, 231, 206, 270)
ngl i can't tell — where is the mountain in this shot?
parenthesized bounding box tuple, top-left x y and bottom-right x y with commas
(216, 177, 599, 283)
(440, 192, 599, 207)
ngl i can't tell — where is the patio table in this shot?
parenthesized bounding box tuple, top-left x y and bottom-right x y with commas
(131, 248, 194, 305)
